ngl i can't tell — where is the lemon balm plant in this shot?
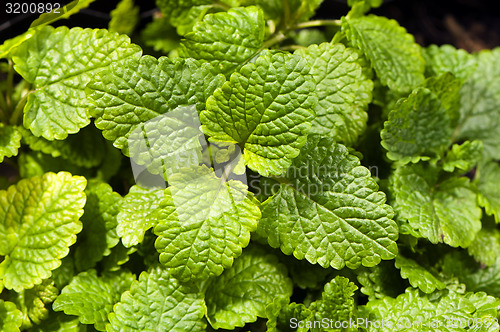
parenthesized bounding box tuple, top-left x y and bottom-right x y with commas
(1, 0, 500, 331)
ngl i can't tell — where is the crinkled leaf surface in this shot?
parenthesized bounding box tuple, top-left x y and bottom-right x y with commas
(10, 279, 58, 329)
(456, 48, 500, 160)
(476, 161, 500, 223)
(178, 6, 265, 75)
(205, 245, 292, 329)
(0, 300, 23, 332)
(108, 265, 206, 331)
(117, 185, 164, 248)
(0, 125, 22, 163)
(11, 26, 141, 140)
(442, 140, 483, 173)
(423, 44, 477, 80)
(381, 87, 452, 163)
(391, 164, 482, 247)
(257, 136, 398, 269)
(266, 297, 312, 332)
(365, 288, 500, 332)
(154, 166, 261, 281)
(19, 125, 106, 168)
(395, 256, 446, 294)
(467, 227, 500, 267)
(295, 43, 372, 144)
(53, 269, 134, 331)
(342, 15, 425, 92)
(356, 261, 406, 301)
(201, 51, 317, 176)
(0, 172, 86, 292)
(89, 55, 224, 154)
(74, 180, 122, 271)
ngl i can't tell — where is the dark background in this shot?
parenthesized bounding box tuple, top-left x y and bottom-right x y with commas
(1, 0, 499, 51)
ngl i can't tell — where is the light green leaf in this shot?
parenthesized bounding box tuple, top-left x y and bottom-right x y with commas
(154, 166, 261, 281)
(295, 43, 372, 144)
(201, 51, 317, 176)
(391, 163, 482, 247)
(0, 172, 86, 292)
(140, 16, 180, 53)
(178, 6, 265, 75)
(89, 55, 224, 154)
(442, 140, 483, 173)
(423, 44, 477, 81)
(19, 125, 106, 168)
(117, 185, 164, 248)
(424, 72, 463, 126)
(266, 297, 312, 332)
(108, 265, 206, 331)
(365, 288, 500, 332)
(381, 88, 452, 164)
(18, 151, 90, 179)
(74, 180, 122, 271)
(356, 261, 407, 301)
(476, 161, 500, 223)
(11, 26, 141, 140)
(293, 29, 328, 47)
(53, 269, 134, 331)
(257, 136, 398, 269)
(205, 245, 292, 329)
(456, 48, 500, 160)
(109, 0, 140, 35)
(342, 15, 425, 92)
(10, 279, 58, 329)
(309, 276, 358, 328)
(467, 227, 500, 267)
(29, 0, 97, 29)
(0, 124, 22, 163)
(395, 255, 446, 294)
(0, 300, 23, 332)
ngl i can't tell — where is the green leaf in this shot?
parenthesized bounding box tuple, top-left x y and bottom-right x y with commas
(257, 136, 398, 269)
(342, 15, 425, 93)
(467, 227, 500, 267)
(0, 125, 22, 163)
(391, 163, 482, 247)
(25, 311, 84, 332)
(53, 269, 134, 331)
(381, 87, 452, 164)
(0, 300, 23, 332)
(19, 125, 106, 168)
(356, 261, 407, 301)
(109, 0, 140, 35)
(11, 26, 141, 140)
(88, 55, 224, 154)
(266, 297, 312, 332)
(201, 51, 317, 176)
(424, 72, 463, 126)
(309, 276, 358, 327)
(395, 255, 446, 294)
(295, 43, 372, 145)
(442, 140, 483, 173)
(365, 288, 500, 332)
(0, 172, 86, 292)
(205, 245, 292, 329)
(178, 6, 265, 75)
(108, 265, 206, 331)
(456, 48, 500, 160)
(117, 185, 164, 248)
(9, 279, 58, 329)
(154, 166, 261, 281)
(423, 44, 477, 81)
(140, 16, 180, 53)
(18, 151, 90, 179)
(475, 161, 500, 223)
(74, 180, 122, 271)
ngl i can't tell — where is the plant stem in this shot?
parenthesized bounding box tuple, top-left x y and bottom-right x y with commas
(262, 31, 287, 49)
(5, 60, 14, 111)
(9, 91, 29, 125)
(294, 19, 342, 29)
(280, 44, 306, 51)
(212, 0, 231, 11)
(0, 93, 8, 124)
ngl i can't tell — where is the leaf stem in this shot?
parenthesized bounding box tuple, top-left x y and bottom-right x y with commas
(280, 44, 306, 51)
(212, 0, 231, 11)
(9, 91, 29, 125)
(5, 60, 14, 111)
(0, 93, 8, 124)
(262, 31, 287, 49)
(294, 19, 342, 29)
